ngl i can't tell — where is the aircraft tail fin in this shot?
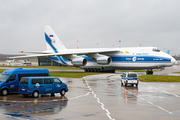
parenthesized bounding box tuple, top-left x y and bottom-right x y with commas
(44, 26, 66, 53)
(166, 50, 170, 54)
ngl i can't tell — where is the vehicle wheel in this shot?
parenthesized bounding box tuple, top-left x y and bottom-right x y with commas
(60, 89, 66, 96)
(121, 82, 123, 86)
(51, 93, 55, 96)
(23, 94, 28, 97)
(32, 91, 39, 98)
(1, 89, 8, 96)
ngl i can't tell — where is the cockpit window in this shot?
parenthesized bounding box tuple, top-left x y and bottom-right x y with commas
(152, 48, 160, 52)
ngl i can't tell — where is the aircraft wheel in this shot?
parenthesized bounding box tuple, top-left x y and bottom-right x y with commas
(146, 71, 153, 75)
(88, 68, 91, 72)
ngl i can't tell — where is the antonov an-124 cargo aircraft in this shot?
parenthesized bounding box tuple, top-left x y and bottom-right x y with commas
(8, 26, 176, 74)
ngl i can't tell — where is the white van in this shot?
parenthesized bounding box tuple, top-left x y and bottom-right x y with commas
(121, 72, 139, 87)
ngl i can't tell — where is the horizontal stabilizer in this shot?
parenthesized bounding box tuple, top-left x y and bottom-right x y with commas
(166, 50, 170, 54)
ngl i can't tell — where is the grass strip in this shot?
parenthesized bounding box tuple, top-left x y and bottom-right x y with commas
(139, 75, 180, 82)
(116, 70, 159, 72)
(0, 69, 7, 73)
(1, 67, 180, 80)
(49, 71, 104, 78)
(175, 72, 180, 73)
(0, 69, 103, 78)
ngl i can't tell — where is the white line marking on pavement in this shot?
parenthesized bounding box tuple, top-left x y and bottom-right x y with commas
(141, 82, 180, 98)
(115, 83, 173, 114)
(83, 77, 115, 120)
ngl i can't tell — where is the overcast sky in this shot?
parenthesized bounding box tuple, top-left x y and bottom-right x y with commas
(0, 0, 180, 55)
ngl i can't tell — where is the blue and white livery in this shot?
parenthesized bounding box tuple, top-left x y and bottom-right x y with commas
(9, 26, 176, 74)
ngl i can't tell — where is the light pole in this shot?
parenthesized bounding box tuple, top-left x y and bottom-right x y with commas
(119, 40, 121, 48)
(172, 49, 174, 56)
(77, 40, 79, 49)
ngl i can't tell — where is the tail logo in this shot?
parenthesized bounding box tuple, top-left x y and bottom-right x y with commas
(52, 39, 55, 44)
(45, 33, 58, 53)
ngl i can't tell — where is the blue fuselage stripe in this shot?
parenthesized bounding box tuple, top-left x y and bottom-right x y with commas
(111, 56, 171, 63)
(50, 55, 171, 64)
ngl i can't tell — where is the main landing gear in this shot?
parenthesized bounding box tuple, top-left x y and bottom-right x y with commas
(146, 69, 153, 75)
(84, 68, 115, 73)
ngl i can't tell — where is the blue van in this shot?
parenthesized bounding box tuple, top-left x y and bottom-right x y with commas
(0, 68, 50, 96)
(18, 77, 68, 98)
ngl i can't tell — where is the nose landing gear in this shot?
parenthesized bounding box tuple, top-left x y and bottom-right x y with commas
(146, 69, 153, 75)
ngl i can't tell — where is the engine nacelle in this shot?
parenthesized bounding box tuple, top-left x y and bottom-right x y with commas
(71, 58, 87, 66)
(96, 56, 112, 65)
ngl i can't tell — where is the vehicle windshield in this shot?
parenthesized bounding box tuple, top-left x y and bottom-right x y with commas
(128, 73, 137, 77)
(0, 74, 10, 82)
(20, 78, 29, 84)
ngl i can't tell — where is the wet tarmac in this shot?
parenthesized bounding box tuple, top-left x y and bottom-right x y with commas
(0, 74, 180, 120)
(1, 65, 180, 76)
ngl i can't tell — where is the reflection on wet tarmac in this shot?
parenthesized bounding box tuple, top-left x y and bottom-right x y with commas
(0, 94, 68, 119)
(121, 86, 139, 104)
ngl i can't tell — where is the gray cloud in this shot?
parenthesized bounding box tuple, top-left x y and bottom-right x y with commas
(0, 0, 180, 55)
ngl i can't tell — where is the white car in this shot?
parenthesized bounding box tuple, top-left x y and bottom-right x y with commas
(121, 72, 139, 87)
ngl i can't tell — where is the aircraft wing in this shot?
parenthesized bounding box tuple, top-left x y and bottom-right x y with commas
(7, 49, 120, 59)
(19, 51, 53, 54)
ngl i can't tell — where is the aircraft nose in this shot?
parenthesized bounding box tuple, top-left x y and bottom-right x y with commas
(171, 57, 176, 65)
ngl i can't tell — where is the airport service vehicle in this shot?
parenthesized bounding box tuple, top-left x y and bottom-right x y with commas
(19, 77, 68, 98)
(8, 26, 176, 74)
(121, 72, 138, 87)
(0, 68, 50, 96)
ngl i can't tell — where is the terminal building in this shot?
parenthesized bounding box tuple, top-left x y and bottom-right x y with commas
(0, 54, 64, 66)
(38, 57, 63, 66)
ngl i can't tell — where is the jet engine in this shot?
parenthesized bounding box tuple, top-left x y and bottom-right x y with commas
(71, 58, 87, 66)
(96, 56, 112, 65)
